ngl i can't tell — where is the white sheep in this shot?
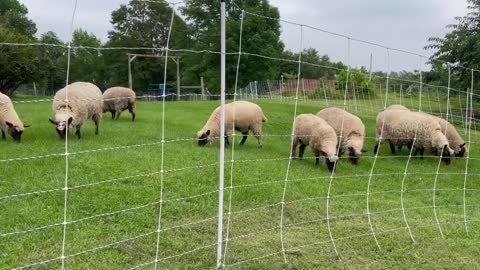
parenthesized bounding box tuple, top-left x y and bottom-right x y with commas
(291, 113, 338, 171)
(50, 82, 103, 139)
(386, 105, 466, 156)
(0, 92, 29, 142)
(197, 101, 267, 147)
(317, 107, 366, 165)
(374, 110, 454, 164)
(386, 104, 409, 111)
(103, 87, 136, 121)
(419, 112, 466, 157)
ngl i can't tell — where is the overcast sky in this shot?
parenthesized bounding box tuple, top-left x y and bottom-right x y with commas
(20, 0, 468, 72)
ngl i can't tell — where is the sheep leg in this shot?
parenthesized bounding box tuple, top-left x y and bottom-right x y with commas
(240, 132, 248, 145)
(128, 106, 136, 121)
(1, 130, 5, 140)
(299, 144, 307, 160)
(76, 128, 81, 139)
(315, 153, 320, 165)
(419, 148, 424, 158)
(373, 142, 379, 155)
(398, 145, 403, 151)
(115, 111, 122, 120)
(388, 140, 396, 154)
(291, 138, 298, 159)
(251, 124, 263, 148)
(111, 111, 115, 119)
(225, 135, 230, 146)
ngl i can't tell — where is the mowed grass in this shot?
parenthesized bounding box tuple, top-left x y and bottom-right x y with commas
(1, 96, 480, 269)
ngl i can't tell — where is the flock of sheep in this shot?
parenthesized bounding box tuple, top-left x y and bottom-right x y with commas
(0, 83, 466, 172)
(0, 82, 136, 141)
(196, 101, 466, 171)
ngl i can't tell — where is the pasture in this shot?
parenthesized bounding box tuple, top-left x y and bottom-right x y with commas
(1, 96, 480, 269)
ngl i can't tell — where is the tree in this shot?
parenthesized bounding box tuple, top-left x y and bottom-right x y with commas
(180, 0, 284, 92)
(426, 0, 480, 92)
(36, 31, 66, 94)
(0, 0, 37, 96)
(336, 68, 370, 93)
(104, 0, 190, 92)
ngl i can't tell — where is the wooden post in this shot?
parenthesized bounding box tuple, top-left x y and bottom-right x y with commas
(128, 55, 137, 89)
(200, 76, 205, 100)
(176, 56, 181, 101)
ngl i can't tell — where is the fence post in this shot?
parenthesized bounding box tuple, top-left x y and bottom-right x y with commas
(200, 76, 205, 100)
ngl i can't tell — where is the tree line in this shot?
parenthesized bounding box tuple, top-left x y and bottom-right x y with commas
(0, 0, 477, 96)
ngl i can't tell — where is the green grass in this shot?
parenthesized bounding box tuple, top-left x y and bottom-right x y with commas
(1, 96, 480, 269)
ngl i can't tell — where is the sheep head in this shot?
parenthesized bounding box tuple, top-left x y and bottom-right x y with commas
(5, 121, 25, 142)
(49, 116, 73, 139)
(455, 143, 467, 157)
(197, 129, 212, 146)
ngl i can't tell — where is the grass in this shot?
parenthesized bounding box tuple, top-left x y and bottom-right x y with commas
(1, 95, 480, 269)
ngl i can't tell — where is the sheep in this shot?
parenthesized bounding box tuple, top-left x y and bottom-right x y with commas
(418, 112, 466, 157)
(197, 101, 267, 148)
(385, 105, 466, 156)
(103, 87, 136, 121)
(316, 107, 366, 165)
(386, 104, 409, 111)
(0, 92, 29, 142)
(49, 82, 103, 139)
(373, 110, 454, 164)
(291, 113, 338, 172)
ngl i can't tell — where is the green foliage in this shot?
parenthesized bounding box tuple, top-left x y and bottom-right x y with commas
(0, 28, 38, 96)
(0, 0, 38, 96)
(104, 0, 190, 92)
(426, 0, 480, 92)
(0, 0, 36, 37)
(36, 31, 66, 94)
(181, 0, 284, 93)
(281, 48, 346, 80)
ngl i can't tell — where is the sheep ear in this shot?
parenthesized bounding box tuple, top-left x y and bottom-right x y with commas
(24, 124, 31, 128)
(67, 117, 73, 125)
(361, 149, 367, 153)
(206, 130, 210, 136)
(460, 143, 466, 148)
(5, 121, 13, 128)
(49, 118, 57, 125)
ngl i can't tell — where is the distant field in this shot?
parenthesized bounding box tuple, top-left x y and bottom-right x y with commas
(1, 96, 479, 269)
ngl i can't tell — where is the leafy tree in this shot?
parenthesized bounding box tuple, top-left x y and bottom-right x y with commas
(337, 68, 370, 93)
(281, 48, 346, 80)
(0, 0, 36, 37)
(65, 29, 105, 86)
(104, 0, 190, 92)
(180, 0, 284, 92)
(426, 0, 480, 92)
(36, 31, 66, 94)
(0, 0, 37, 96)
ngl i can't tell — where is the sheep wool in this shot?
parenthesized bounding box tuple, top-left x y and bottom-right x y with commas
(374, 110, 454, 164)
(291, 113, 338, 171)
(0, 92, 26, 142)
(386, 104, 409, 111)
(197, 101, 267, 147)
(317, 107, 365, 164)
(51, 82, 103, 139)
(419, 112, 466, 157)
(103, 87, 136, 121)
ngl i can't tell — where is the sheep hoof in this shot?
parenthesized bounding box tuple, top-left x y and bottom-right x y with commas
(258, 144, 263, 149)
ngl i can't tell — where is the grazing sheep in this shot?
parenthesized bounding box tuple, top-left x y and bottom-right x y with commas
(103, 87, 136, 121)
(317, 107, 366, 165)
(0, 92, 28, 142)
(374, 110, 454, 164)
(197, 101, 267, 147)
(418, 112, 466, 157)
(50, 82, 103, 139)
(386, 104, 409, 111)
(291, 114, 338, 172)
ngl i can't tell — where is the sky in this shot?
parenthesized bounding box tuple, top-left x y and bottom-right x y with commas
(20, 0, 469, 72)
